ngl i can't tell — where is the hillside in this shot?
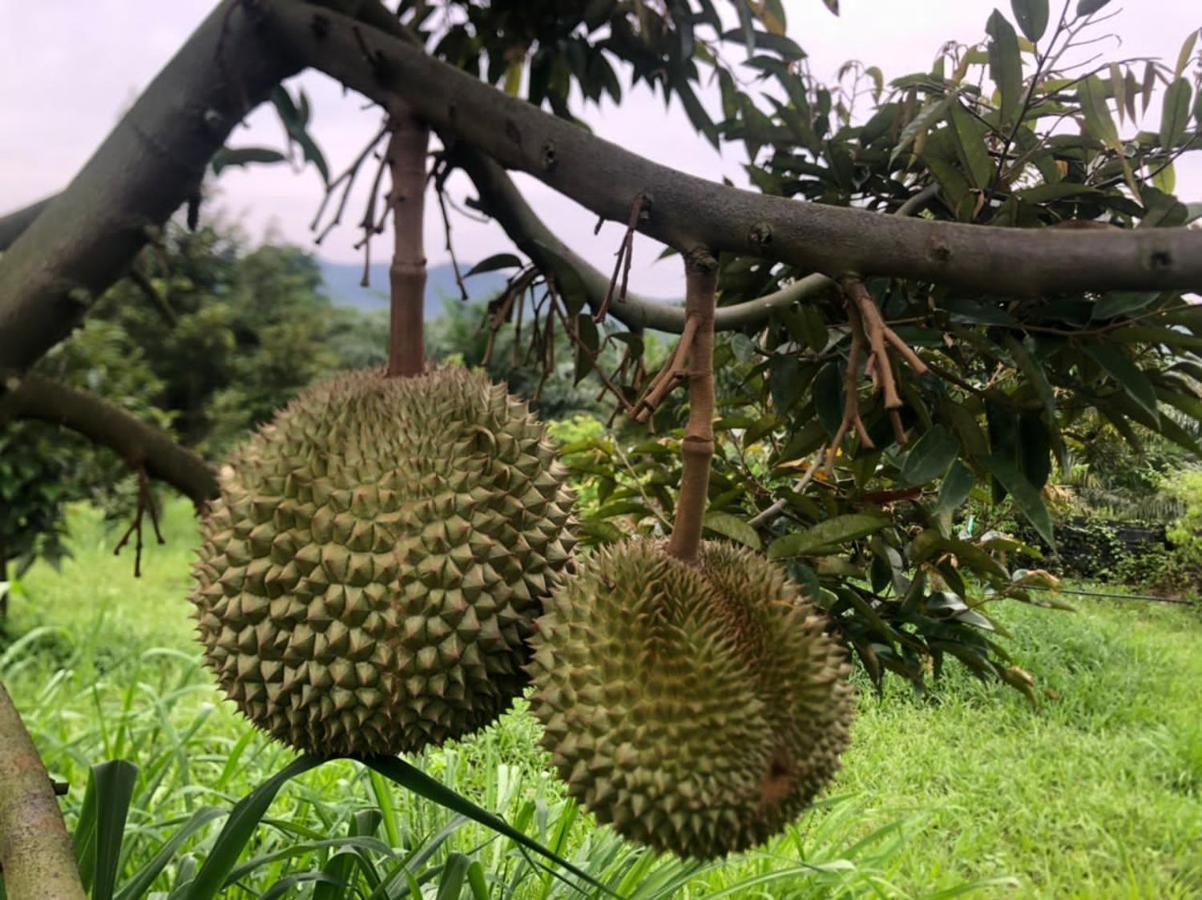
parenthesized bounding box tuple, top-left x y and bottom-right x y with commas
(319, 260, 507, 315)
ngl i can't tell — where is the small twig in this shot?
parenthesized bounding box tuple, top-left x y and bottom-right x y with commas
(826, 302, 874, 478)
(594, 193, 647, 323)
(433, 162, 469, 301)
(748, 447, 826, 528)
(548, 289, 634, 415)
(631, 318, 698, 423)
(311, 121, 389, 244)
(113, 466, 164, 578)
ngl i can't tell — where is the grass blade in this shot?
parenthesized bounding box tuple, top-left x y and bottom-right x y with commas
(180, 755, 324, 900)
(362, 756, 614, 896)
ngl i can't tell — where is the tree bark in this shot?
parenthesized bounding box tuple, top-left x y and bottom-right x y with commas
(0, 684, 86, 900)
(666, 250, 719, 564)
(0, 198, 53, 253)
(386, 113, 430, 377)
(5, 375, 219, 505)
(277, 2, 1202, 297)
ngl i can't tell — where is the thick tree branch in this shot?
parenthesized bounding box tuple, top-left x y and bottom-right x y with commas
(0, 0, 304, 377)
(0, 197, 53, 253)
(278, 3, 1202, 297)
(0, 683, 86, 900)
(5, 375, 218, 505)
(456, 151, 836, 333)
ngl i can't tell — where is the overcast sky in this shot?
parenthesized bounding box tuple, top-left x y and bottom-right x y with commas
(2, 2, 1199, 297)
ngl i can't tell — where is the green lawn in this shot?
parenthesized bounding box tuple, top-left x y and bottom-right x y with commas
(3, 501, 1201, 898)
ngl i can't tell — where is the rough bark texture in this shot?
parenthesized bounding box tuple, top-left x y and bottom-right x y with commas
(277, 3, 1202, 297)
(386, 113, 430, 377)
(6, 375, 218, 505)
(666, 250, 719, 564)
(0, 684, 86, 900)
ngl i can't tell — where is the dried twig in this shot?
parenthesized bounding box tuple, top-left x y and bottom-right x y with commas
(747, 447, 827, 528)
(594, 193, 647, 324)
(113, 466, 165, 578)
(631, 318, 697, 423)
(432, 160, 469, 301)
(826, 301, 874, 477)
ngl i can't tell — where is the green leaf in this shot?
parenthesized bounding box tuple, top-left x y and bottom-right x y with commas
(986, 10, 1024, 127)
(703, 510, 763, 550)
(900, 425, 960, 485)
(465, 253, 522, 277)
(768, 513, 891, 559)
(1160, 79, 1194, 149)
(1079, 76, 1118, 146)
(1083, 344, 1160, 423)
(936, 460, 977, 517)
(210, 147, 287, 176)
(115, 808, 225, 900)
(182, 756, 324, 900)
(890, 97, 948, 165)
(88, 760, 138, 900)
(1176, 28, 1199, 79)
(362, 757, 609, 896)
(573, 314, 599, 384)
(436, 853, 471, 900)
(1011, 0, 1049, 42)
(1076, 0, 1111, 17)
(948, 101, 994, 189)
(1091, 290, 1159, 320)
(982, 455, 1055, 548)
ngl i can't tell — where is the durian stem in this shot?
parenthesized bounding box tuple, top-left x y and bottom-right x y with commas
(666, 249, 719, 564)
(386, 111, 430, 378)
(0, 683, 86, 900)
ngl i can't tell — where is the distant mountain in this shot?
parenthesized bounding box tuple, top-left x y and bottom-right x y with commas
(319, 260, 507, 316)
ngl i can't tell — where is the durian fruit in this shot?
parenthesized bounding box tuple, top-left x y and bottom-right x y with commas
(527, 538, 854, 860)
(190, 367, 575, 757)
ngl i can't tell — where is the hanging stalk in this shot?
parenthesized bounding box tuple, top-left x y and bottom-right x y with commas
(666, 249, 719, 564)
(385, 111, 430, 378)
(0, 684, 85, 899)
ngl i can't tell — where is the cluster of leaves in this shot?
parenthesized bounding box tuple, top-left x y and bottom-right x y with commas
(397, 0, 815, 143)
(477, 2, 1202, 696)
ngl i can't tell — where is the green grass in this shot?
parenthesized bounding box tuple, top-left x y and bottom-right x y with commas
(3, 500, 1201, 898)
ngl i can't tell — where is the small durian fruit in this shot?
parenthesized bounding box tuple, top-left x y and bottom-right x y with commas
(191, 367, 575, 757)
(527, 538, 854, 860)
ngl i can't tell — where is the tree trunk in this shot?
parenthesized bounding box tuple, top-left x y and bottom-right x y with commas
(0, 684, 86, 899)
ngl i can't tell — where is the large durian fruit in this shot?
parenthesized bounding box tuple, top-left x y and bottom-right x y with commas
(528, 538, 854, 860)
(191, 367, 575, 757)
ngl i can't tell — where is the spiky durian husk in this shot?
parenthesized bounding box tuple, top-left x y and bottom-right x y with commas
(527, 539, 854, 860)
(191, 367, 575, 757)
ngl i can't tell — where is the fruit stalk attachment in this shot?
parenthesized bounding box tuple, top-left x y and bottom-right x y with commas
(665, 248, 719, 564)
(386, 112, 430, 378)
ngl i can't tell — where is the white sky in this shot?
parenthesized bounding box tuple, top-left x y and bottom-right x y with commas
(2, 2, 1199, 297)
